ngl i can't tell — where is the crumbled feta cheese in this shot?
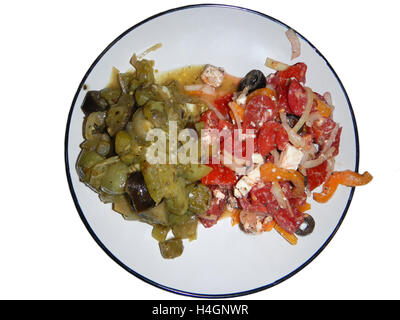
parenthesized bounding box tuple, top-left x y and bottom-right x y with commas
(251, 153, 264, 165)
(213, 189, 226, 200)
(278, 144, 304, 170)
(256, 220, 263, 233)
(236, 91, 247, 105)
(201, 64, 225, 88)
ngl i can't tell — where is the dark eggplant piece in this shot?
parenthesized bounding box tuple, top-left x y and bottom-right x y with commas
(295, 214, 315, 236)
(238, 70, 266, 93)
(138, 202, 169, 226)
(81, 90, 108, 116)
(125, 171, 155, 212)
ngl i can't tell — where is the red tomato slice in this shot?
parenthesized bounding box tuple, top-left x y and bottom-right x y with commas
(201, 164, 237, 186)
(288, 79, 308, 116)
(257, 121, 288, 156)
(243, 95, 278, 131)
(306, 160, 329, 191)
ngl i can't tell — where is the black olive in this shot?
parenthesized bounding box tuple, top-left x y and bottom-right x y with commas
(81, 90, 109, 115)
(238, 70, 266, 93)
(286, 114, 300, 128)
(125, 172, 156, 212)
(295, 214, 315, 236)
(286, 113, 306, 133)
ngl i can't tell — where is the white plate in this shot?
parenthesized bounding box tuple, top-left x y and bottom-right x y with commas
(65, 4, 359, 297)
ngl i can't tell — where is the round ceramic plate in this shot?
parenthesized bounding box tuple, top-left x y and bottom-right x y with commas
(65, 4, 359, 297)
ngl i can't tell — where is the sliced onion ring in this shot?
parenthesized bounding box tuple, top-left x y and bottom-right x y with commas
(300, 147, 335, 169)
(285, 29, 301, 60)
(280, 111, 307, 149)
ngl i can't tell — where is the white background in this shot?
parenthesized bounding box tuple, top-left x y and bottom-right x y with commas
(0, 0, 398, 300)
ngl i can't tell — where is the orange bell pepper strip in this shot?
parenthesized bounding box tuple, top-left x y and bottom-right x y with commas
(313, 170, 373, 203)
(262, 217, 276, 232)
(315, 98, 332, 118)
(274, 224, 298, 245)
(230, 209, 241, 227)
(296, 201, 311, 213)
(228, 101, 245, 122)
(260, 163, 306, 198)
(246, 87, 276, 104)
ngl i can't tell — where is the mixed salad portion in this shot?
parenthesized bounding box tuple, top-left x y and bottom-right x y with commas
(76, 46, 372, 259)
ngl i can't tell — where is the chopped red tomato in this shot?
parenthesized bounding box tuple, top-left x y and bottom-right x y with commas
(308, 117, 342, 155)
(243, 95, 278, 131)
(199, 186, 227, 228)
(306, 160, 329, 191)
(257, 121, 288, 156)
(217, 119, 234, 131)
(331, 127, 342, 157)
(201, 164, 237, 187)
(276, 83, 290, 111)
(238, 197, 269, 214)
(275, 62, 307, 86)
(288, 79, 308, 116)
(273, 207, 304, 234)
(200, 109, 219, 129)
(248, 182, 303, 233)
(308, 117, 336, 144)
(214, 93, 233, 117)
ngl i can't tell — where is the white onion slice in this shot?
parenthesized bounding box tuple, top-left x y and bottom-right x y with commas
(280, 111, 307, 149)
(184, 84, 204, 91)
(201, 84, 216, 95)
(270, 149, 280, 165)
(130, 43, 162, 65)
(285, 29, 301, 60)
(271, 182, 295, 217)
(228, 102, 242, 131)
(301, 147, 335, 169)
(271, 182, 287, 209)
(323, 92, 333, 106)
(265, 57, 289, 71)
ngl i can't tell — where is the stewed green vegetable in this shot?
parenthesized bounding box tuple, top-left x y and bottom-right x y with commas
(76, 54, 213, 259)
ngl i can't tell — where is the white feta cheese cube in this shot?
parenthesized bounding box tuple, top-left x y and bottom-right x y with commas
(234, 176, 253, 198)
(201, 64, 225, 88)
(278, 144, 304, 170)
(213, 189, 226, 200)
(233, 167, 260, 198)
